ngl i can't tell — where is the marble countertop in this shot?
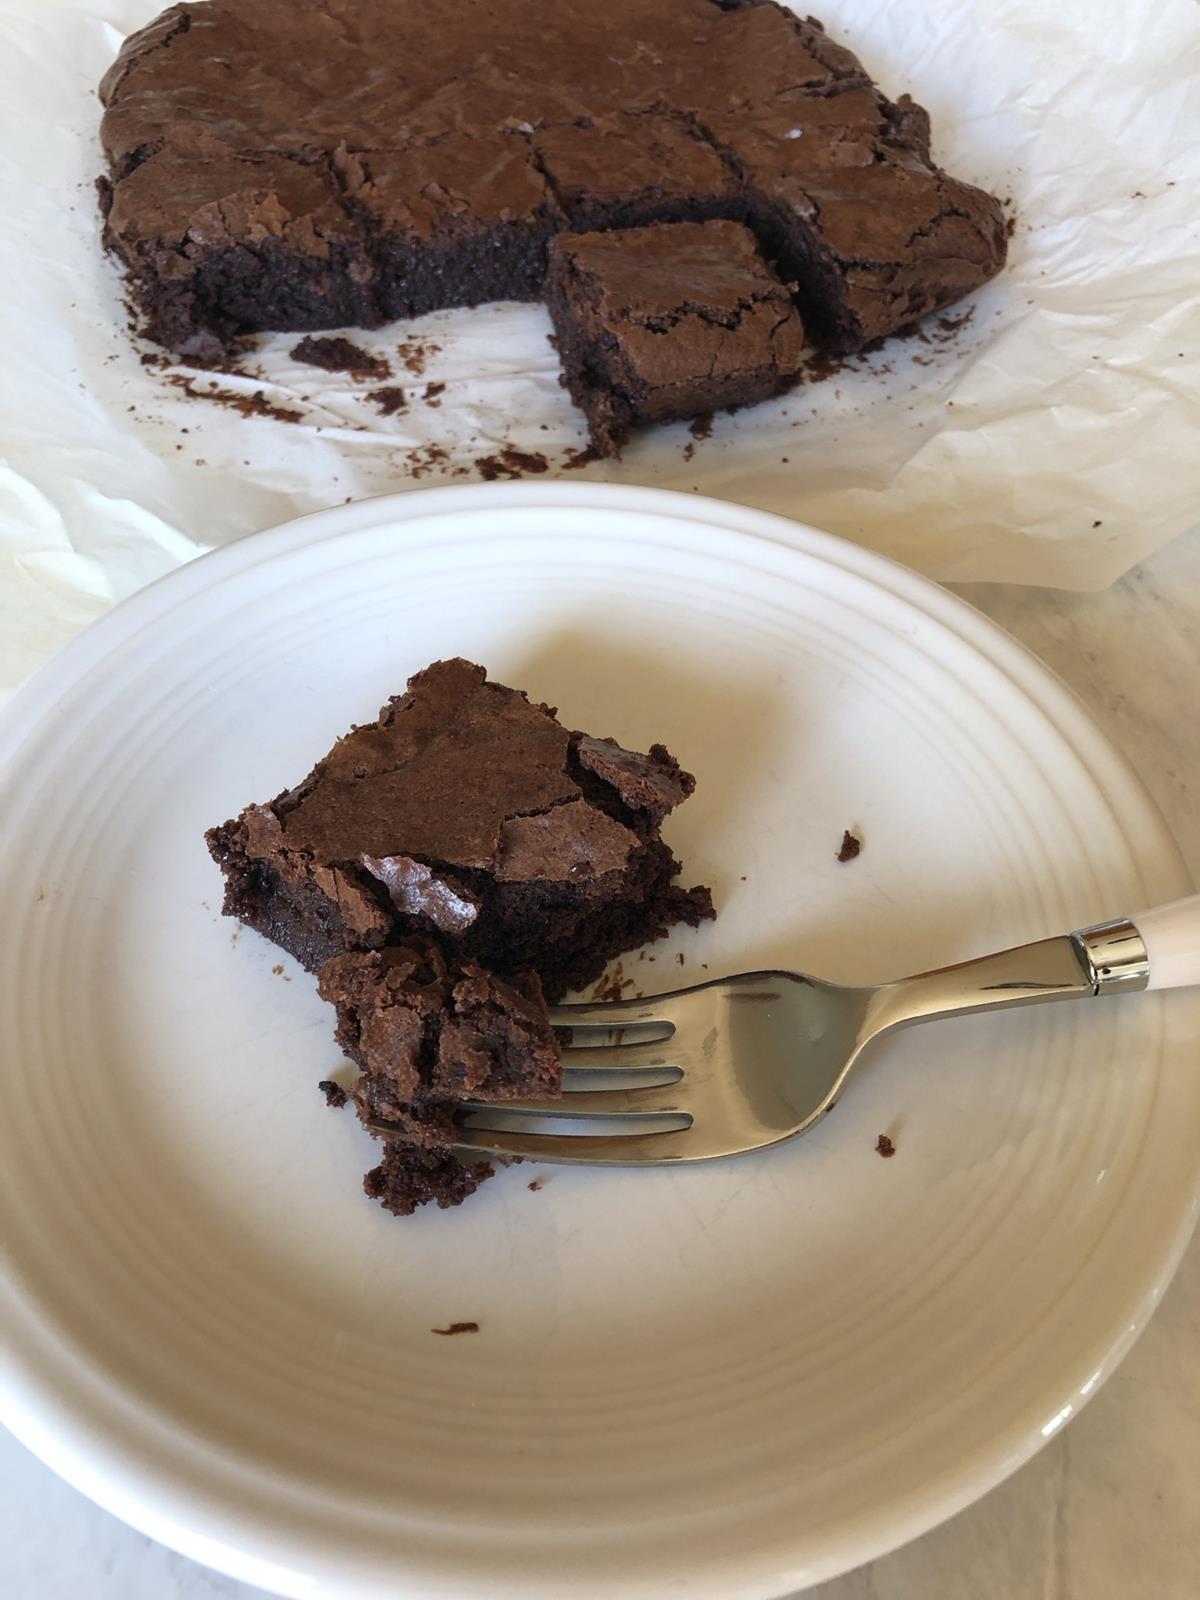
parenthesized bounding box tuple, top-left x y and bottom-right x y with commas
(3, 528, 1198, 1600)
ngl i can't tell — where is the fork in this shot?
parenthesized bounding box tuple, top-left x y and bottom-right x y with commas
(378, 896, 1200, 1166)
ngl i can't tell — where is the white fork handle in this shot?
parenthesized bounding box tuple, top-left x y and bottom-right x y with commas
(1135, 895, 1200, 991)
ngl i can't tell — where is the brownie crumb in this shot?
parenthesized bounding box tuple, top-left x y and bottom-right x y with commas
(291, 335, 391, 380)
(837, 829, 862, 863)
(165, 375, 303, 424)
(561, 444, 602, 470)
(319, 1079, 348, 1108)
(367, 384, 406, 416)
(271, 963, 284, 974)
(528, 1178, 544, 1192)
(397, 339, 440, 376)
(364, 1141, 494, 1215)
(431, 1321, 480, 1336)
(476, 447, 550, 480)
(875, 1133, 896, 1158)
(682, 441, 695, 462)
(423, 381, 446, 403)
(1092, 519, 1102, 528)
(934, 307, 975, 337)
(688, 411, 714, 440)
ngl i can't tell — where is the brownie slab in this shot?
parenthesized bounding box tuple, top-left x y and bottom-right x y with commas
(100, 0, 1007, 377)
(206, 658, 713, 1002)
(545, 220, 805, 454)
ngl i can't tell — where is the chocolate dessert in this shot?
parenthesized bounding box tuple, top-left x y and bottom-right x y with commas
(207, 659, 713, 1213)
(546, 220, 805, 454)
(206, 658, 712, 999)
(99, 0, 1007, 429)
(318, 939, 561, 1214)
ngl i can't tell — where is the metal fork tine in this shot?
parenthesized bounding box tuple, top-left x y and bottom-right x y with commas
(461, 1085, 689, 1119)
(557, 1041, 689, 1070)
(451, 1125, 696, 1164)
(546, 999, 676, 1030)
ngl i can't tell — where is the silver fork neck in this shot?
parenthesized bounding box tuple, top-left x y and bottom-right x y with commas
(861, 921, 1149, 1042)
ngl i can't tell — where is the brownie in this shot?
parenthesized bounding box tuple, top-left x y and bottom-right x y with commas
(100, 134, 377, 362)
(100, 0, 1007, 387)
(699, 83, 1007, 349)
(364, 1141, 495, 1217)
(318, 938, 561, 1213)
(206, 658, 713, 1002)
(533, 113, 737, 233)
(336, 140, 557, 320)
(318, 940, 560, 1134)
(545, 220, 805, 454)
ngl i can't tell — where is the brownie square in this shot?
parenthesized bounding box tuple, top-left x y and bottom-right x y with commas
(703, 88, 1007, 350)
(101, 138, 377, 360)
(534, 113, 737, 233)
(337, 139, 557, 319)
(206, 658, 713, 1003)
(545, 219, 806, 454)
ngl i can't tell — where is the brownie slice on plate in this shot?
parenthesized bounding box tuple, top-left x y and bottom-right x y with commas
(207, 657, 712, 1216)
(545, 219, 805, 455)
(206, 658, 712, 1002)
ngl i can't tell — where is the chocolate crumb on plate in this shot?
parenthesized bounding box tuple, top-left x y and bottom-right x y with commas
(837, 829, 862, 862)
(876, 1133, 896, 1158)
(431, 1321, 480, 1336)
(319, 1079, 349, 1108)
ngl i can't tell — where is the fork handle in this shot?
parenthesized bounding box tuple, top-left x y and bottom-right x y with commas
(865, 894, 1199, 1035)
(1129, 895, 1200, 990)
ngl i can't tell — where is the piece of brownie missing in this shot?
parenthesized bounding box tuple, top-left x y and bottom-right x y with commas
(545, 220, 805, 455)
(207, 658, 714, 1215)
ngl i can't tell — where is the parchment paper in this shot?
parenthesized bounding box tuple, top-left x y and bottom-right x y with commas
(1, 0, 1198, 695)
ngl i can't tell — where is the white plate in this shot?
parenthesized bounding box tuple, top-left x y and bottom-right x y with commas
(1, 484, 1197, 1600)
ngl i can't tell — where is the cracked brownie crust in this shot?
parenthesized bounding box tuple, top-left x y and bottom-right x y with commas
(99, 0, 1006, 373)
(546, 220, 806, 455)
(205, 658, 714, 1003)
